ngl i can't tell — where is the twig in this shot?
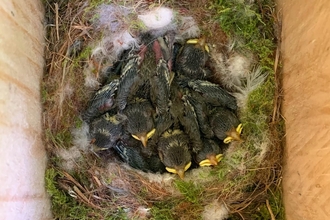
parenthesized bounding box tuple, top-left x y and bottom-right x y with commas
(55, 3, 59, 41)
(266, 199, 275, 220)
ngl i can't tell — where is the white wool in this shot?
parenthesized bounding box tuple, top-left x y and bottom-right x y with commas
(177, 16, 201, 40)
(144, 172, 175, 185)
(83, 63, 101, 89)
(256, 137, 271, 162)
(112, 31, 139, 56)
(233, 66, 267, 110)
(95, 4, 131, 32)
(138, 7, 174, 29)
(127, 206, 150, 219)
(90, 31, 139, 68)
(227, 52, 252, 82)
(71, 121, 91, 152)
(210, 48, 254, 91)
(57, 146, 82, 171)
(202, 200, 229, 220)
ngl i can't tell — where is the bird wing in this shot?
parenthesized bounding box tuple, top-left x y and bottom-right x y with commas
(188, 79, 238, 111)
(116, 57, 141, 110)
(82, 79, 119, 122)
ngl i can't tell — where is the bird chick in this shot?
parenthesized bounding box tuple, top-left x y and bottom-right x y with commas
(83, 79, 119, 122)
(157, 130, 192, 179)
(209, 107, 243, 144)
(195, 139, 223, 167)
(123, 98, 156, 148)
(175, 37, 211, 79)
(180, 95, 203, 153)
(89, 111, 126, 150)
(116, 54, 142, 110)
(186, 79, 238, 112)
(114, 140, 165, 173)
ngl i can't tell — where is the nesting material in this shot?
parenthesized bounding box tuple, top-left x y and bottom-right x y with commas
(44, 1, 282, 219)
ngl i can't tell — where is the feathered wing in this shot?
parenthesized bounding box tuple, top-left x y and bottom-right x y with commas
(187, 79, 238, 112)
(82, 79, 119, 122)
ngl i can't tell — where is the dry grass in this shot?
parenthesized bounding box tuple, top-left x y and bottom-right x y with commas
(43, 0, 284, 219)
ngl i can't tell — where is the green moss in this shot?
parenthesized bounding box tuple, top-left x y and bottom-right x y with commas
(208, 0, 284, 218)
(45, 129, 72, 149)
(174, 180, 203, 204)
(150, 201, 176, 220)
(249, 187, 285, 220)
(45, 168, 97, 220)
(210, 0, 276, 66)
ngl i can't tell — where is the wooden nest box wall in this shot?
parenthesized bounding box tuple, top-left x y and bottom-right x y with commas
(0, 0, 329, 219)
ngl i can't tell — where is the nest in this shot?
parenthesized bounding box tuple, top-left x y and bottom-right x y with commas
(43, 0, 284, 219)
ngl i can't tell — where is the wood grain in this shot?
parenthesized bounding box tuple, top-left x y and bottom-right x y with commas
(279, 0, 330, 219)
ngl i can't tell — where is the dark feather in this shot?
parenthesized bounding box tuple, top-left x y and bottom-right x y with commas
(82, 79, 119, 122)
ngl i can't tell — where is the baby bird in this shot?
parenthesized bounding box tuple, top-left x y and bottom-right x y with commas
(114, 140, 165, 173)
(117, 33, 173, 113)
(157, 129, 192, 179)
(175, 37, 211, 79)
(186, 79, 238, 112)
(83, 79, 119, 122)
(195, 139, 223, 167)
(122, 98, 156, 148)
(209, 107, 243, 144)
(89, 111, 126, 150)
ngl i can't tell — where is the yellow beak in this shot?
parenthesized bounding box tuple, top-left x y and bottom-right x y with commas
(224, 124, 243, 144)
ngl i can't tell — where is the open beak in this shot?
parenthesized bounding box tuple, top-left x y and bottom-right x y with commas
(224, 124, 243, 144)
(199, 154, 223, 167)
(132, 133, 148, 147)
(132, 129, 156, 147)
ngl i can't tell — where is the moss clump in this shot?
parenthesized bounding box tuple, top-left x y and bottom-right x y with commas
(45, 168, 96, 220)
(210, 0, 276, 69)
(174, 180, 203, 204)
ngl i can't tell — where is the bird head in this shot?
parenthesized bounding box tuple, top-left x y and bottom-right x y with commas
(131, 128, 156, 147)
(196, 139, 223, 167)
(186, 37, 210, 53)
(124, 100, 156, 147)
(158, 132, 192, 179)
(165, 162, 192, 179)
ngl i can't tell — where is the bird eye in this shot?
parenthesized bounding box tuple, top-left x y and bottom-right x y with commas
(184, 162, 192, 171)
(165, 167, 177, 174)
(147, 128, 156, 139)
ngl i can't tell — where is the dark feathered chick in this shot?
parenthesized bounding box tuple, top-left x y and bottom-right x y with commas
(195, 139, 223, 167)
(157, 129, 192, 179)
(150, 58, 172, 114)
(175, 37, 211, 79)
(114, 140, 165, 173)
(209, 107, 243, 144)
(123, 98, 156, 148)
(183, 92, 214, 138)
(186, 79, 238, 112)
(180, 95, 203, 153)
(89, 111, 126, 149)
(116, 55, 142, 110)
(83, 79, 119, 122)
